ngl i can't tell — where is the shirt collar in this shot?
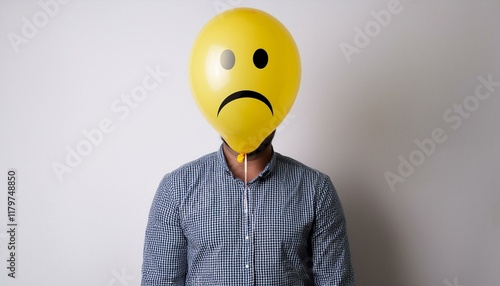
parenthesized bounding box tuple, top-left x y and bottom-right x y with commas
(217, 144, 277, 180)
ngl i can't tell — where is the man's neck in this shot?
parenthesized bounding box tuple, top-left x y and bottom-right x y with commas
(222, 143, 273, 182)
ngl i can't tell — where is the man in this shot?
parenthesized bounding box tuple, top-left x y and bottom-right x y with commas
(141, 131, 355, 285)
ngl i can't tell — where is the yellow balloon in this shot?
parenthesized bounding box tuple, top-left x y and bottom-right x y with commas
(189, 8, 301, 154)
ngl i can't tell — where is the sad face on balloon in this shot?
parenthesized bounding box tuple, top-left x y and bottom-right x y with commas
(189, 8, 301, 158)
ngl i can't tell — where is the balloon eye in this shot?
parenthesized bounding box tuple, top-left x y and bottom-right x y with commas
(253, 48, 268, 69)
(220, 49, 235, 70)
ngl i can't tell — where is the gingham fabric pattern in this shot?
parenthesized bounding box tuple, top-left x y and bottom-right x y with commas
(142, 145, 355, 285)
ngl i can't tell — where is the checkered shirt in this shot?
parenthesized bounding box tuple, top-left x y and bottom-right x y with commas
(142, 145, 355, 285)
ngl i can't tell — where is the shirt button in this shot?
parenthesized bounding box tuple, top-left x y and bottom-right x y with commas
(245, 264, 249, 269)
(245, 235, 249, 240)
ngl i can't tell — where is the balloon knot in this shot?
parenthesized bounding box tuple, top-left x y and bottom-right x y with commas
(237, 153, 245, 163)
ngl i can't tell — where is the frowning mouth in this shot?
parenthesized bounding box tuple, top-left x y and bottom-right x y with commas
(217, 90, 273, 117)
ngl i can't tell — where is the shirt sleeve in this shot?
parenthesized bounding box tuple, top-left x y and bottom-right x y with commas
(141, 174, 187, 286)
(312, 175, 355, 286)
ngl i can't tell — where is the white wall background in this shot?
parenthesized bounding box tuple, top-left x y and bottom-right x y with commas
(1, 0, 499, 285)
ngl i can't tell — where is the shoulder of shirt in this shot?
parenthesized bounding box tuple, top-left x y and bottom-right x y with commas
(162, 151, 219, 179)
(274, 152, 331, 181)
(153, 152, 219, 200)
